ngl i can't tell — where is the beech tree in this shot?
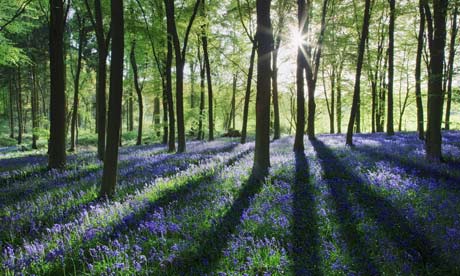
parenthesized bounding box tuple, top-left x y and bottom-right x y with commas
(253, 0, 272, 180)
(48, 0, 67, 169)
(100, 0, 123, 197)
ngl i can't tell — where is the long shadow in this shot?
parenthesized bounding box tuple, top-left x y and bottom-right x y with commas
(163, 172, 265, 275)
(60, 147, 254, 276)
(354, 145, 460, 191)
(311, 139, 453, 274)
(290, 151, 322, 275)
(310, 139, 380, 275)
(1, 144, 246, 247)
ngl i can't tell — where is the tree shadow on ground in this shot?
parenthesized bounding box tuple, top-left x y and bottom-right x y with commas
(63, 148, 254, 276)
(311, 139, 454, 274)
(290, 151, 322, 275)
(164, 172, 265, 275)
(354, 144, 460, 191)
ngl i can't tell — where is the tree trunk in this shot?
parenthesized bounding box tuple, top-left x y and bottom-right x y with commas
(201, 0, 214, 141)
(415, 0, 425, 140)
(70, 14, 85, 152)
(241, 42, 256, 144)
(444, 4, 458, 130)
(100, 0, 124, 198)
(154, 97, 161, 137)
(387, 0, 395, 135)
(197, 45, 205, 140)
(162, 79, 169, 144)
(130, 41, 143, 146)
(165, 28, 175, 152)
(330, 66, 335, 134)
(253, 0, 272, 180)
(346, 0, 371, 146)
(190, 61, 196, 109)
(336, 70, 342, 133)
(231, 73, 237, 130)
(31, 65, 38, 149)
(128, 84, 133, 131)
(48, 0, 67, 168)
(425, 0, 448, 162)
(272, 36, 281, 140)
(8, 78, 14, 139)
(16, 67, 23, 145)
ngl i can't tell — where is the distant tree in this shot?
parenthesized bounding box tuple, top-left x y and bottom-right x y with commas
(294, 0, 307, 152)
(415, 0, 425, 140)
(444, 2, 458, 130)
(31, 65, 38, 149)
(253, 0, 272, 180)
(100, 0, 123, 197)
(48, 0, 67, 169)
(84, 0, 110, 160)
(387, 0, 395, 136)
(15, 67, 23, 144)
(425, 0, 448, 162)
(346, 0, 372, 146)
(201, 0, 214, 141)
(129, 40, 144, 146)
(164, 0, 200, 152)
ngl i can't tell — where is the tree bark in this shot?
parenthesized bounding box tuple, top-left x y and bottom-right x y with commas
(70, 13, 86, 152)
(241, 42, 256, 144)
(425, 0, 448, 162)
(201, 0, 213, 141)
(130, 41, 144, 146)
(165, 24, 175, 152)
(48, 0, 67, 168)
(444, 4, 458, 130)
(387, 0, 395, 135)
(197, 44, 205, 140)
(415, 1, 425, 140)
(8, 78, 14, 139)
(272, 35, 281, 140)
(253, 0, 272, 180)
(100, 0, 124, 198)
(16, 67, 23, 145)
(346, 0, 371, 146)
(294, 0, 307, 152)
(31, 65, 38, 149)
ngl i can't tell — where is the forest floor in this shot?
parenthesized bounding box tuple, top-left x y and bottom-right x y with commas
(1, 132, 460, 275)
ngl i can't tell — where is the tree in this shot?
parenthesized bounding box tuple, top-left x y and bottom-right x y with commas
(425, 0, 448, 162)
(346, 0, 372, 146)
(48, 0, 67, 169)
(31, 65, 38, 149)
(164, 0, 200, 153)
(70, 12, 87, 152)
(84, 0, 110, 160)
(15, 66, 23, 144)
(238, 0, 257, 144)
(201, 0, 214, 141)
(100, 0, 123, 197)
(415, 0, 425, 140)
(387, 0, 395, 136)
(130, 40, 144, 146)
(294, 0, 307, 152)
(444, 2, 458, 130)
(253, 0, 272, 180)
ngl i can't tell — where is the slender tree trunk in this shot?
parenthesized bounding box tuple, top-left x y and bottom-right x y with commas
(70, 14, 85, 152)
(9, 78, 14, 139)
(241, 42, 256, 144)
(415, 0, 426, 140)
(425, 0, 448, 162)
(175, 60, 186, 152)
(444, 4, 458, 130)
(294, 0, 306, 151)
(49, 0, 66, 168)
(16, 67, 23, 145)
(100, 0, 124, 198)
(130, 41, 143, 145)
(31, 66, 38, 149)
(336, 63, 343, 133)
(253, 0, 272, 180)
(231, 73, 237, 130)
(165, 31, 175, 152)
(387, 0, 395, 135)
(128, 85, 133, 131)
(190, 61, 196, 109)
(162, 79, 169, 144)
(346, 0, 371, 146)
(272, 36, 281, 140)
(197, 45, 205, 140)
(200, 1, 214, 141)
(330, 67, 335, 134)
